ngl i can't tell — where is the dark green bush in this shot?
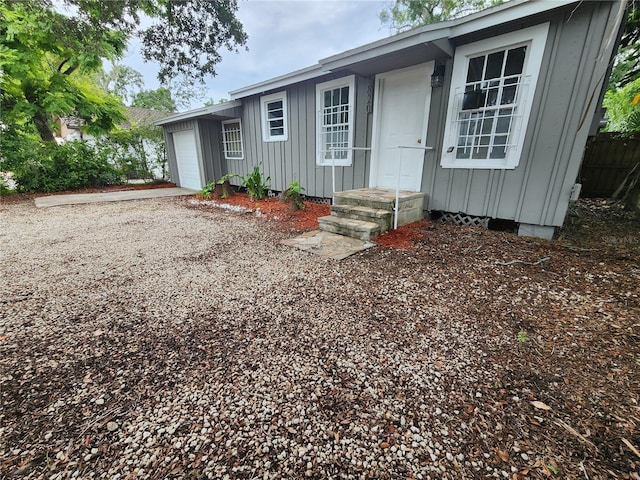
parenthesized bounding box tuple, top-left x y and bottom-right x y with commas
(6, 139, 122, 193)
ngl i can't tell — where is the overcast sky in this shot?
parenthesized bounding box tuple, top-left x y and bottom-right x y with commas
(121, 0, 391, 110)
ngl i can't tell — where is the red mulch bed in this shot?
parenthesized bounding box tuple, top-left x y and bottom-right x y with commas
(191, 192, 331, 233)
(374, 219, 432, 249)
(0, 181, 176, 204)
(192, 192, 437, 246)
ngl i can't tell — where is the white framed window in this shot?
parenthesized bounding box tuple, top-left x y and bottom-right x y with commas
(221, 119, 244, 160)
(260, 92, 288, 142)
(316, 75, 355, 166)
(441, 23, 549, 169)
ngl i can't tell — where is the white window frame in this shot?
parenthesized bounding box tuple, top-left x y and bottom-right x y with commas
(260, 91, 288, 142)
(221, 119, 244, 160)
(316, 75, 355, 167)
(441, 23, 549, 170)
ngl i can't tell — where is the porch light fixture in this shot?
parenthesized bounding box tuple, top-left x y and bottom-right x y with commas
(431, 62, 445, 88)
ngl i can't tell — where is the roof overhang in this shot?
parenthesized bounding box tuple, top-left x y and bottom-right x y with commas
(154, 100, 243, 126)
(320, 36, 454, 76)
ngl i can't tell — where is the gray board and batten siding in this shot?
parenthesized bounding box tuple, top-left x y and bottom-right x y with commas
(225, 71, 372, 198)
(423, 1, 624, 228)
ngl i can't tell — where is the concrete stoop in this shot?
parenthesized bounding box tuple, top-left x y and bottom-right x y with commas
(318, 188, 427, 241)
(317, 216, 381, 241)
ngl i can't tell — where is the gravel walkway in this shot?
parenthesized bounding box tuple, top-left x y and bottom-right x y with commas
(1, 198, 638, 479)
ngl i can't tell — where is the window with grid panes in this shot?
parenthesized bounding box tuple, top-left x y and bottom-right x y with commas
(260, 92, 288, 142)
(441, 24, 549, 169)
(221, 119, 244, 160)
(456, 45, 526, 161)
(316, 76, 355, 166)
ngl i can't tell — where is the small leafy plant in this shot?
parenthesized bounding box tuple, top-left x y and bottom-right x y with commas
(200, 174, 239, 199)
(200, 181, 217, 199)
(217, 173, 239, 185)
(241, 163, 270, 201)
(517, 331, 530, 343)
(282, 178, 305, 211)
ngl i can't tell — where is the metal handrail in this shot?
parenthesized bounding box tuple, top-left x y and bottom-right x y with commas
(328, 146, 371, 195)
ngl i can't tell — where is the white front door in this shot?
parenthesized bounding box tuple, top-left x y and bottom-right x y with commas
(173, 129, 202, 190)
(370, 63, 433, 191)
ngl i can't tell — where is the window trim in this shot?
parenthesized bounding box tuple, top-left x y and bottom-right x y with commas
(260, 91, 288, 142)
(221, 118, 244, 160)
(440, 23, 549, 170)
(316, 75, 355, 167)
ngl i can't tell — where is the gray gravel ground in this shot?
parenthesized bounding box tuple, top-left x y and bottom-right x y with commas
(1, 198, 638, 479)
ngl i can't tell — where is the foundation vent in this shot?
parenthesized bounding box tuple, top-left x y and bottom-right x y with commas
(438, 212, 490, 228)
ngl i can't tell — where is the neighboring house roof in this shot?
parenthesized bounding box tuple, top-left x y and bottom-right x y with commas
(59, 107, 171, 135)
(121, 107, 172, 127)
(63, 115, 83, 129)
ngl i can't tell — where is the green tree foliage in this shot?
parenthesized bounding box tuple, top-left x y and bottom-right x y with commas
(380, 0, 502, 31)
(0, 0, 246, 142)
(604, 3, 640, 133)
(131, 87, 177, 112)
(0, 1, 127, 142)
(603, 78, 640, 133)
(609, 1, 640, 90)
(96, 62, 144, 104)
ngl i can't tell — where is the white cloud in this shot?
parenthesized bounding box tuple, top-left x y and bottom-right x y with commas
(122, 0, 391, 109)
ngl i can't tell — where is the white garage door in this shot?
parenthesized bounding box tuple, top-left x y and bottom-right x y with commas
(173, 130, 202, 190)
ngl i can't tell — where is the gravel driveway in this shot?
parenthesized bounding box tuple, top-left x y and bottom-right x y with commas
(1, 198, 638, 479)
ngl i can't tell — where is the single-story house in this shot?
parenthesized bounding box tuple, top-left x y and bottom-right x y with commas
(156, 0, 627, 240)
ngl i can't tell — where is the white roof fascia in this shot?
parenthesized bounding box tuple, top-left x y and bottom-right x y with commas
(230, 65, 324, 100)
(154, 100, 242, 126)
(320, 0, 576, 71)
(319, 28, 454, 72)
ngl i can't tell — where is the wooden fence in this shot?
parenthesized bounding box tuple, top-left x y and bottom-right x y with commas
(579, 132, 640, 198)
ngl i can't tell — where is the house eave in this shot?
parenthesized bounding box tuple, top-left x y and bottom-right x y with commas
(154, 100, 243, 126)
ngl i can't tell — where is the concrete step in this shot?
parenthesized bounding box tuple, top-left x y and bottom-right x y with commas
(333, 190, 395, 211)
(318, 215, 381, 241)
(332, 188, 427, 227)
(330, 204, 392, 233)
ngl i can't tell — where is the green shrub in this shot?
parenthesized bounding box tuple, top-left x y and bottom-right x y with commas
(8, 140, 122, 193)
(283, 178, 305, 210)
(200, 181, 217, 199)
(241, 163, 271, 200)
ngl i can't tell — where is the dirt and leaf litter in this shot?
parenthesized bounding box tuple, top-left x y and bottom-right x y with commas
(0, 197, 638, 479)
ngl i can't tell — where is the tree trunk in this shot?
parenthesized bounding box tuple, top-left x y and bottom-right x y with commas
(24, 85, 57, 143)
(33, 111, 57, 143)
